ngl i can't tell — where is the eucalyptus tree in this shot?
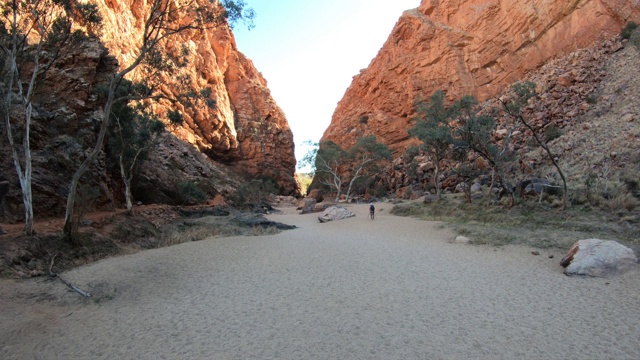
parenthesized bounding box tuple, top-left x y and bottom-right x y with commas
(0, 0, 101, 235)
(408, 90, 454, 198)
(300, 136, 391, 203)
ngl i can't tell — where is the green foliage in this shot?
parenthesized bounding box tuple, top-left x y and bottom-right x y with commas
(403, 145, 420, 163)
(621, 21, 638, 40)
(178, 181, 207, 205)
(409, 90, 456, 196)
(453, 95, 497, 158)
(106, 80, 166, 180)
(390, 202, 427, 217)
(349, 135, 392, 164)
(299, 136, 391, 201)
(505, 81, 537, 115)
(222, 0, 256, 30)
(544, 124, 563, 142)
(235, 179, 277, 206)
(297, 173, 313, 196)
(409, 91, 454, 156)
(167, 109, 184, 127)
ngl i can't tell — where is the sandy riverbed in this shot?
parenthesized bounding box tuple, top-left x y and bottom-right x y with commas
(1, 203, 639, 359)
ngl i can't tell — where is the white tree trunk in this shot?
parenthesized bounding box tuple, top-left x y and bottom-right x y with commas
(63, 78, 119, 236)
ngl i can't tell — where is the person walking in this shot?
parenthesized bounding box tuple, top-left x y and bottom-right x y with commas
(369, 202, 375, 220)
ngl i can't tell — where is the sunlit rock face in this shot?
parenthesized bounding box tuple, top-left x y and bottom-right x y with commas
(96, 0, 298, 194)
(321, 0, 640, 153)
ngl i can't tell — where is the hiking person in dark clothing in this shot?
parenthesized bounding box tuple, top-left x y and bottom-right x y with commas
(369, 202, 375, 220)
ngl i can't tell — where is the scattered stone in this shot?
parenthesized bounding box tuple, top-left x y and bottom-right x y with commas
(561, 239, 638, 277)
(301, 198, 317, 214)
(622, 113, 635, 122)
(548, 254, 555, 259)
(531, 251, 540, 256)
(453, 236, 470, 244)
(423, 194, 440, 204)
(318, 206, 355, 223)
(306, 189, 324, 203)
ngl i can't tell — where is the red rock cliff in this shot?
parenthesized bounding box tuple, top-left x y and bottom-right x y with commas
(321, 0, 640, 152)
(96, 0, 297, 193)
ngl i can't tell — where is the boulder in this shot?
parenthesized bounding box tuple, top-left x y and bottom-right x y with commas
(453, 236, 470, 244)
(301, 198, 317, 214)
(318, 206, 355, 223)
(306, 189, 324, 203)
(314, 202, 334, 212)
(560, 239, 638, 277)
(423, 194, 440, 204)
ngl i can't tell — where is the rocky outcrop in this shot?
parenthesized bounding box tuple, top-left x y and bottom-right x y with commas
(96, 0, 297, 194)
(379, 35, 637, 198)
(1, 1, 298, 222)
(561, 239, 638, 277)
(321, 0, 640, 152)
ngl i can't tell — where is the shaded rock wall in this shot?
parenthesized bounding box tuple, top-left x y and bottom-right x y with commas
(321, 0, 640, 152)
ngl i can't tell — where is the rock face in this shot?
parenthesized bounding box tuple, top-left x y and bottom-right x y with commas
(321, 0, 640, 152)
(96, 0, 297, 194)
(561, 239, 638, 277)
(1, 1, 298, 222)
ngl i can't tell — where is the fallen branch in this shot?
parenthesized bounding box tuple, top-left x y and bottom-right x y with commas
(48, 253, 91, 298)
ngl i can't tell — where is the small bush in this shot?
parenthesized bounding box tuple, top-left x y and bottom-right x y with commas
(403, 145, 420, 163)
(178, 181, 207, 205)
(390, 202, 426, 217)
(621, 21, 638, 40)
(605, 193, 640, 212)
(235, 179, 277, 207)
(359, 115, 369, 124)
(544, 124, 563, 142)
(248, 226, 280, 236)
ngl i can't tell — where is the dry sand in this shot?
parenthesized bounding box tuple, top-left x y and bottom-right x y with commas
(1, 203, 639, 359)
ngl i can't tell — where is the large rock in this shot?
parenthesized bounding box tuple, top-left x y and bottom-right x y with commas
(318, 206, 356, 223)
(321, 0, 640, 153)
(300, 198, 317, 215)
(560, 239, 638, 277)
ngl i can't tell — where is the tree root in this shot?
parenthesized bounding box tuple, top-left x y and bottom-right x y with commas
(48, 254, 91, 298)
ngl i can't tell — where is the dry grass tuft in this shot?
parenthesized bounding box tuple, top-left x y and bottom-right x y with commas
(391, 194, 640, 250)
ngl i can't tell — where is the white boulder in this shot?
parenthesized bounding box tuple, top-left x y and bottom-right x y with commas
(561, 239, 638, 277)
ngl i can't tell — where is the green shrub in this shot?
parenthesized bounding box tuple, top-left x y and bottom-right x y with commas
(235, 179, 277, 206)
(621, 21, 638, 40)
(390, 203, 426, 217)
(544, 124, 563, 142)
(178, 181, 206, 205)
(403, 145, 420, 163)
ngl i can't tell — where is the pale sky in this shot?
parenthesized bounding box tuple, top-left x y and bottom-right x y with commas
(233, 0, 420, 169)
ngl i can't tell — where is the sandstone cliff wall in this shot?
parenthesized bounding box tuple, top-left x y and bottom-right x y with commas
(322, 0, 640, 152)
(96, 0, 297, 193)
